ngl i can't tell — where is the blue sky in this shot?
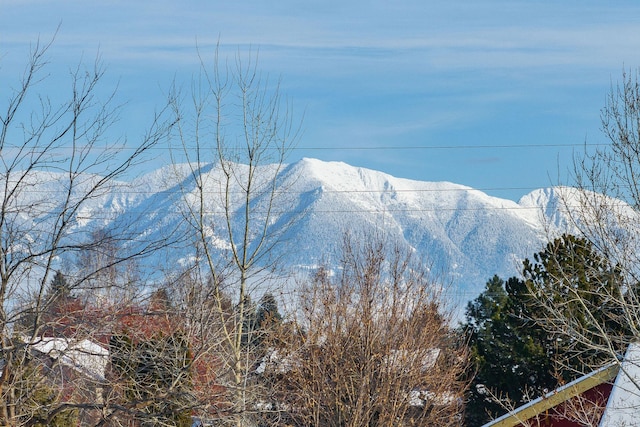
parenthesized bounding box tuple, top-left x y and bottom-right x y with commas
(2, 1, 640, 201)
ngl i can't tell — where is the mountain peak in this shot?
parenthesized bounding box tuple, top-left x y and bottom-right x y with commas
(11, 158, 587, 299)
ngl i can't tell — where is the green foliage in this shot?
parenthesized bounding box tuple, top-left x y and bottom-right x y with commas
(31, 392, 79, 427)
(15, 271, 73, 335)
(48, 271, 72, 301)
(241, 292, 283, 348)
(256, 292, 282, 328)
(463, 275, 557, 426)
(7, 349, 79, 427)
(523, 234, 629, 366)
(109, 332, 193, 427)
(240, 295, 258, 348)
(464, 234, 629, 425)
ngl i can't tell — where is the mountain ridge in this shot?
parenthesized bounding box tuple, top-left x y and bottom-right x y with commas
(162, 157, 566, 296)
(10, 158, 579, 299)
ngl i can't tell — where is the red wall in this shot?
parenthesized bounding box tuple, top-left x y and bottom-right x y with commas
(516, 382, 613, 427)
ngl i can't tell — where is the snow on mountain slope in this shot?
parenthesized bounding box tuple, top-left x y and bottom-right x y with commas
(2, 158, 587, 299)
(273, 158, 552, 293)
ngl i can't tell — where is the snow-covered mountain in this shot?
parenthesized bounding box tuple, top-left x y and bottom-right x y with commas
(257, 158, 562, 295)
(13, 158, 581, 300)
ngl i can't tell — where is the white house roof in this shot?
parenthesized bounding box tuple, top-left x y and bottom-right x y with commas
(26, 337, 109, 382)
(598, 342, 640, 427)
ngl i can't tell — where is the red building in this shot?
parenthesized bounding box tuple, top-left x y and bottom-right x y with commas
(483, 343, 640, 427)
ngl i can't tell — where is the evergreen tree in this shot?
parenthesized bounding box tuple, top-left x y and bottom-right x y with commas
(238, 292, 283, 349)
(256, 293, 282, 330)
(464, 234, 628, 425)
(250, 293, 283, 351)
(523, 234, 629, 369)
(48, 270, 72, 301)
(9, 347, 79, 426)
(109, 332, 192, 426)
(18, 271, 79, 335)
(240, 295, 258, 348)
(463, 275, 556, 425)
(149, 288, 172, 312)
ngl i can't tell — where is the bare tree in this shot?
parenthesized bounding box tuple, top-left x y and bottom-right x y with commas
(524, 69, 640, 417)
(260, 236, 469, 427)
(0, 36, 171, 425)
(167, 45, 302, 426)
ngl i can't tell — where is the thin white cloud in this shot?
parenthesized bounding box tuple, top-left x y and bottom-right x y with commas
(3, 0, 639, 83)
(1, 0, 638, 201)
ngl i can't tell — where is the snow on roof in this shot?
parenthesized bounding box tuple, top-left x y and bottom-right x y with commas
(26, 337, 109, 382)
(598, 342, 640, 427)
(383, 348, 441, 371)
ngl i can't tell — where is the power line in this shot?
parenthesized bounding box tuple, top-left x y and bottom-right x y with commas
(3, 141, 606, 152)
(293, 142, 604, 151)
(3, 185, 544, 195)
(17, 202, 602, 220)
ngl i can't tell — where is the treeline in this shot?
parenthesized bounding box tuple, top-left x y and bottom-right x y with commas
(10, 232, 635, 426)
(3, 35, 640, 427)
(7, 238, 468, 426)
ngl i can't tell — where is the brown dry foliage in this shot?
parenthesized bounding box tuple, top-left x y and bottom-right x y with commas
(261, 237, 469, 427)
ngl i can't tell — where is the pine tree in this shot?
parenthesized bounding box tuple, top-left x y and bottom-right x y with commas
(109, 332, 192, 426)
(240, 295, 258, 348)
(523, 234, 629, 369)
(463, 275, 556, 425)
(464, 235, 629, 425)
(8, 348, 80, 426)
(256, 293, 282, 330)
(48, 271, 72, 301)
